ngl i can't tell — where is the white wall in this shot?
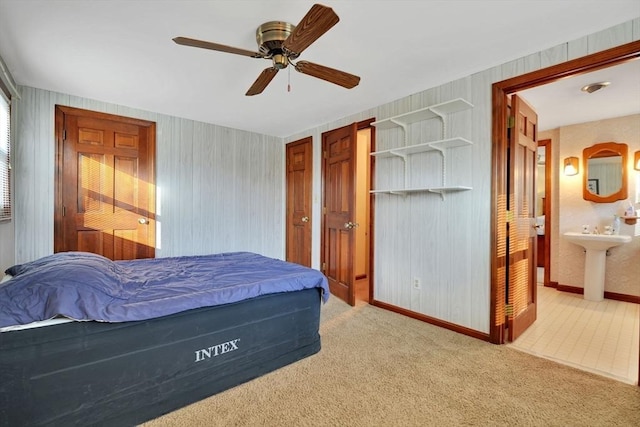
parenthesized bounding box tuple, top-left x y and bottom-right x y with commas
(286, 18, 640, 334)
(10, 87, 285, 264)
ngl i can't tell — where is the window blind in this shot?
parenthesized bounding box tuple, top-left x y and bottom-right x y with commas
(0, 90, 10, 221)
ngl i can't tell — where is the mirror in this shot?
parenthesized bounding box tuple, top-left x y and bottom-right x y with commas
(583, 142, 628, 203)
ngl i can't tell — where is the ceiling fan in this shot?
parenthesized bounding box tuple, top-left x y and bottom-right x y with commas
(173, 3, 360, 96)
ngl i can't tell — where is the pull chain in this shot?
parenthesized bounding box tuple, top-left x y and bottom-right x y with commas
(287, 66, 291, 92)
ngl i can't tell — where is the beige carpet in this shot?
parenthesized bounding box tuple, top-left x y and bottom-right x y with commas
(143, 296, 640, 427)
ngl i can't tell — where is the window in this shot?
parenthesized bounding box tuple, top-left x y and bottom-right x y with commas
(0, 90, 10, 221)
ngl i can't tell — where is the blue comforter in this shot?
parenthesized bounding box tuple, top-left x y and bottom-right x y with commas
(0, 251, 329, 328)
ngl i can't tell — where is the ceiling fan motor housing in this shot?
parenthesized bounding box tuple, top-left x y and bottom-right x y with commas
(256, 21, 298, 68)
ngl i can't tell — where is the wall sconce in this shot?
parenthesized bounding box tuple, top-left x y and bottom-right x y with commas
(634, 150, 640, 171)
(564, 156, 579, 176)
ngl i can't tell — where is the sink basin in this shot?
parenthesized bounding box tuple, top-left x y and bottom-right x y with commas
(563, 232, 631, 251)
(563, 232, 632, 301)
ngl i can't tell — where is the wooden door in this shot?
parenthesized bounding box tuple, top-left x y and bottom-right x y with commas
(507, 95, 538, 341)
(286, 137, 312, 267)
(54, 106, 156, 260)
(322, 123, 357, 305)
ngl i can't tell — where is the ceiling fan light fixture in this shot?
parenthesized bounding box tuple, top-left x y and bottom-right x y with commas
(272, 53, 289, 69)
(580, 81, 610, 93)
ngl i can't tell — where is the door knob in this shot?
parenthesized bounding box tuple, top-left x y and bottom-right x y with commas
(301, 216, 309, 223)
(344, 221, 359, 229)
(138, 218, 148, 224)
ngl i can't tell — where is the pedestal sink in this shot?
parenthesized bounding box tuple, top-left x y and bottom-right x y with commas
(563, 232, 632, 302)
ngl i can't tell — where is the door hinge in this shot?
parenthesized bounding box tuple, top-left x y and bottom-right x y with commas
(62, 206, 66, 217)
(507, 116, 515, 129)
(323, 151, 327, 159)
(505, 304, 514, 317)
(323, 206, 327, 215)
(506, 210, 513, 223)
(62, 129, 66, 140)
(322, 262, 326, 272)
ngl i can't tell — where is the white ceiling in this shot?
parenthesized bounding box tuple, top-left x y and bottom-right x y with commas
(0, 0, 638, 137)
(520, 58, 640, 131)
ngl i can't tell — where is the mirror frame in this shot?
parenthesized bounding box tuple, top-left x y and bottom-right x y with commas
(582, 141, 628, 203)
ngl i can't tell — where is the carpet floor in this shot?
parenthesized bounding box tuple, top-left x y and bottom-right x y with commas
(143, 295, 640, 426)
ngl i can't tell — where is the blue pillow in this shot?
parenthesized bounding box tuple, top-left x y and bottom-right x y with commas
(3, 252, 125, 299)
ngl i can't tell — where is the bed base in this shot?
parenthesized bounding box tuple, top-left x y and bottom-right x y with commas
(0, 288, 322, 426)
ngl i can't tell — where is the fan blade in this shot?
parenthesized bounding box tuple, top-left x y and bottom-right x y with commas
(246, 67, 279, 96)
(173, 37, 262, 58)
(294, 61, 360, 89)
(282, 4, 339, 56)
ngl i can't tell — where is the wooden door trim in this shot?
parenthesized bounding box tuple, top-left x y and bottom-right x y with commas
(366, 119, 376, 304)
(490, 40, 640, 344)
(538, 138, 552, 288)
(54, 105, 157, 255)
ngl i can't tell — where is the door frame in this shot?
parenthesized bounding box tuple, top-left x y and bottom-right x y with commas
(537, 138, 552, 288)
(490, 40, 640, 345)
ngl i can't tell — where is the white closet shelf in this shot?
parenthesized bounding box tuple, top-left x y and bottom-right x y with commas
(371, 137, 472, 158)
(371, 98, 473, 130)
(370, 186, 472, 196)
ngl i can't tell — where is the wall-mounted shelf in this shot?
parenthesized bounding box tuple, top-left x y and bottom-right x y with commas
(370, 186, 472, 196)
(370, 98, 474, 199)
(371, 137, 472, 159)
(371, 98, 473, 130)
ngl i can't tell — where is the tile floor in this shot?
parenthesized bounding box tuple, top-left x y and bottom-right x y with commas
(508, 274, 639, 385)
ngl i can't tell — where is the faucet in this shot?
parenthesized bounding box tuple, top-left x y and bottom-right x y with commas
(611, 215, 621, 235)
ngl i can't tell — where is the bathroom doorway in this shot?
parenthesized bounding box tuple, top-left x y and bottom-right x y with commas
(511, 91, 639, 385)
(491, 40, 640, 385)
